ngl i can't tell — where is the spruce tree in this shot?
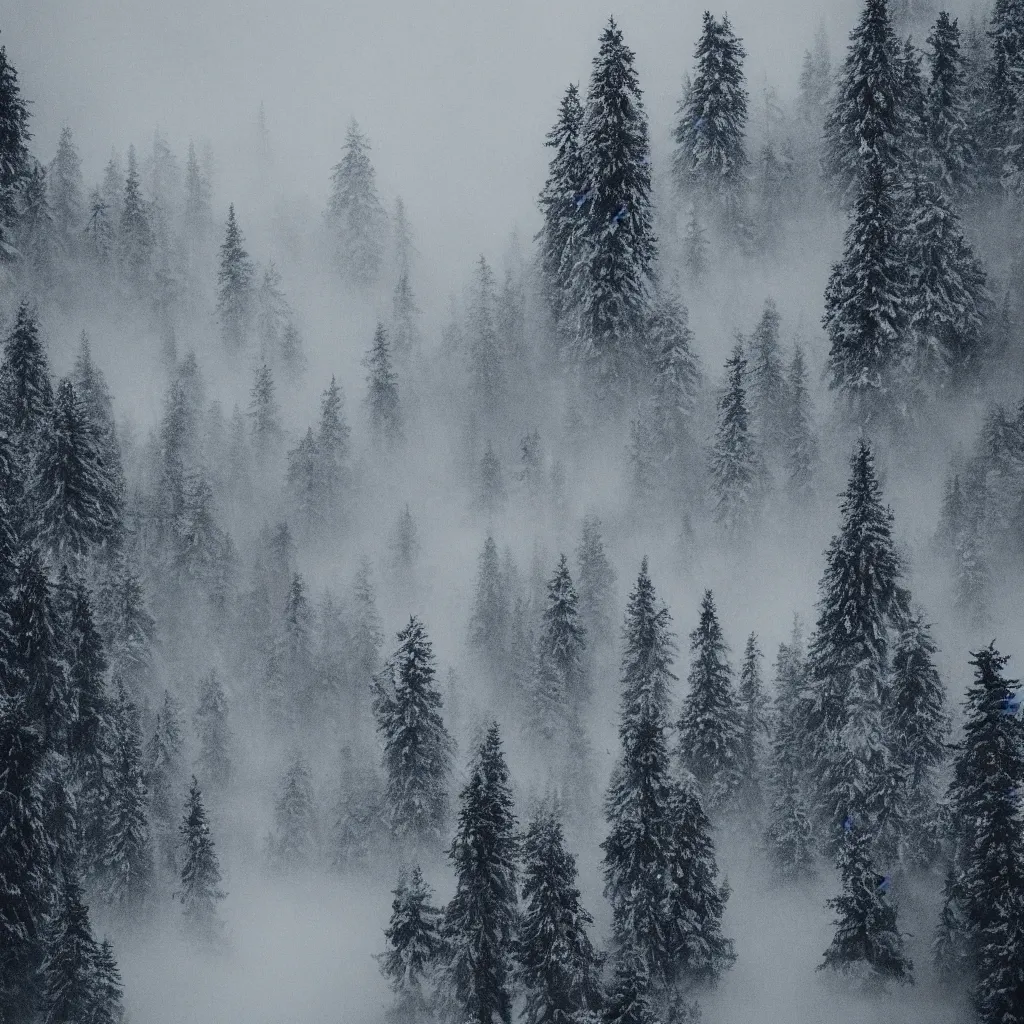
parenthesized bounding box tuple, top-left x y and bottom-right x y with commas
(182, 140, 212, 252)
(248, 363, 282, 463)
(101, 681, 153, 917)
(797, 24, 833, 127)
(661, 774, 736, 990)
(602, 946, 657, 1024)
(682, 205, 709, 283)
(468, 535, 508, 680)
(33, 378, 121, 558)
(783, 345, 816, 502)
(0, 41, 31, 257)
(92, 939, 124, 1024)
(317, 375, 351, 514)
(677, 590, 744, 813)
(217, 204, 255, 351)
(567, 18, 657, 390)
(364, 322, 402, 448)
(326, 119, 387, 286)
(118, 146, 152, 295)
(437, 722, 519, 1024)
(748, 299, 787, 453)
(736, 632, 771, 817)
(177, 776, 226, 943)
(709, 344, 762, 534)
(255, 261, 292, 365)
(925, 12, 975, 199)
(538, 83, 587, 331)
(194, 668, 231, 790)
(984, 0, 1024, 190)
(672, 12, 749, 227)
(818, 821, 913, 987)
(267, 755, 317, 871)
(575, 514, 616, 665)
(1, 301, 53, 448)
(378, 864, 442, 1023)
(602, 558, 676, 978)
(49, 125, 83, 243)
(348, 558, 384, 722)
(519, 811, 602, 1024)
(146, 689, 185, 874)
(477, 441, 506, 520)
(97, 554, 155, 695)
(372, 617, 455, 847)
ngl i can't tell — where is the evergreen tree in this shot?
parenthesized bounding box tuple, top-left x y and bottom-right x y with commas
(748, 299, 787, 452)
(677, 590, 744, 813)
(49, 125, 83, 244)
(0, 694, 49, 1022)
(317, 375, 351, 514)
(117, 145, 152, 295)
(818, 821, 913, 987)
(326, 119, 387, 286)
(97, 555, 155, 695)
(372, 617, 455, 846)
(823, 0, 908, 205)
(248, 363, 282, 463)
(267, 755, 317, 871)
(602, 558, 676, 978)
(925, 12, 975, 199)
(194, 668, 231, 790)
(468, 536, 508, 680)
(33, 378, 121, 558)
(83, 188, 114, 269)
(0, 41, 32, 258)
(17, 162, 59, 286)
(661, 774, 736, 990)
(477, 441, 506, 520)
(985, 0, 1024, 190)
(101, 681, 153, 917)
(784, 345, 817, 501)
(538, 83, 587, 331)
(681, 206, 709, 283)
(736, 633, 771, 816)
(602, 947, 657, 1024)
(1, 301, 53, 447)
(709, 344, 762, 534)
(182, 140, 212, 252)
(672, 12, 749, 227)
(217, 204, 255, 350)
(437, 723, 519, 1024)
(364, 322, 402, 448)
(378, 864, 442, 1023)
(575, 514, 616, 664)
(255, 261, 292, 365)
(287, 428, 321, 532)
(807, 440, 909, 848)
(177, 776, 225, 942)
(531, 555, 587, 742)
(389, 504, 420, 581)
(567, 18, 657, 389)
(92, 939, 124, 1024)
(348, 558, 384, 722)
(467, 256, 502, 414)
(146, 689, 185, 874)
(935, 644, 1024, 1020)
(519, 811, 602, 1024)
(797, 24, 833, 127)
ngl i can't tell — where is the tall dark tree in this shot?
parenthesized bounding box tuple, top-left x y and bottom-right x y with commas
(248, 363, 282, 464)
(468, 535, 508, 680)
(146, 689, 185, 875)
(326, 119, 387, 286)
(1, 302, 53, 448)
(364, 322, 402, 449)
(466, 256, 503, 415)
(575, 514, 616, 666)
(317, 375, 351, 514)
(177, 776, 226, 943)
(567, 18, 657, 389)
(519, 811, 602, 1024)
(217, 204, 255, 351)
(437, 723, 519, 1024)
(0, 41, 32, 257)
(372, 617, 455, 846)
(677, 590, 744, 813)
(736, 632, 771, 816)
(49, 125, 83, 243)
(925, 13, 975, 199)
(377, 864, 442, 1023)
(538, 83, 587, 331)
(985, 0, 1024, 190)
(672, 12, 749, 226)
(117, 145, 152, 295)
(748, 299, 787, 453)
(784, 345, 816, 501)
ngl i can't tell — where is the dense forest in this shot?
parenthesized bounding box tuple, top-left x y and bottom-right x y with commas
(1, 0, 1024, 1022)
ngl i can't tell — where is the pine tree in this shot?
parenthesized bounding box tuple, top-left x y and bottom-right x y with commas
(477, 441, 506, 520)
(118, 145, 152, 295)
(984, 0, 1024, 191)
(0, 42, 31, 259)
(538, 82, 587, 331)
(467, 256, 502, 414)
(41, 874, 106, 1024)
(437, 723, 519, 1024)
(763, 630, 818, 881)
(661, 774, 736, 990)
(255, 261, 292, 365)
(389, 505, 419, 582)
(818, 821, 913, 987)
(575, 515, 616, 664)
(672, 12, 749, 227)
(567, 18, 657, 389)
(602, 947, 657, 1024)
(736, 633, 771, 817)
(83, 188, 114, 269)
(677, 590, 744, 813)
(97, 555, 155, 695)
(798, 24, 833, 127)
(783, 345, 816, 501)
(807, 440, 909, 848)
(182, 140, 212, 252)
(248, 363, 282, 463)
(217, 204, 255, 351)
(823, 0, 908, 206)
(709, 344, 762, 534)
(681, 206, 709, 283)
(378, 864, 442, 1023)
(33, 378, 121, 558)
(348, 558, 384, 722)
(1, 301, 53, 448)
(194, 668, 231, 790)
(101, 681, 153, 917)
(0, 694, 49, 1022)
(317, 375, 351, 515)
(468, 536, 508, 680)
(935, 644, 1024, 1019)
(326, 119, 387, 286)
(602, 558, 676, 978)
(177, 776, 226, 942)
(531, 555, 587, 743)
(146, 689, 185, 874)
(364, 322, 402, 449)
(372, 617, 454, 847)
(748, 299, 787, 452)
(925, 13, 975, 199)
(267, 755, 317, 871)
(17, 162, 59, 286)
(92, 939, 124, 1024)
(519, 811, 602, 1024)
(49, 125, 83, 244)
(287, 428, 321, 532)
